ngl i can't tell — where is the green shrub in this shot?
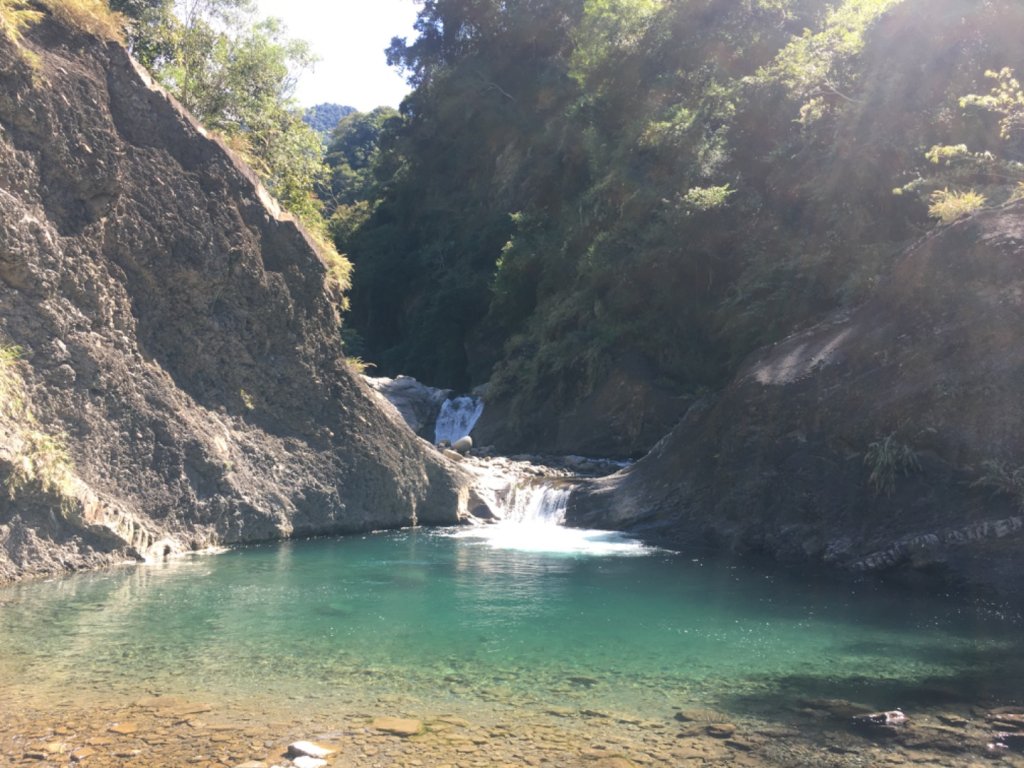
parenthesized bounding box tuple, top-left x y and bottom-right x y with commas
(864, 433, 920, 496)
(972, 459, 1024, 511)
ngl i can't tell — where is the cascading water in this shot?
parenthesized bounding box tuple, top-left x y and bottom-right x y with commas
(497, 482, 571, 525)
(434, 396, 484, 445)
(453, 457, 648, 555)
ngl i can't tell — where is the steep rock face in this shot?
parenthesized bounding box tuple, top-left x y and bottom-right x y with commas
(0, 17, 468, 583)
(570, 203, 1024, 599)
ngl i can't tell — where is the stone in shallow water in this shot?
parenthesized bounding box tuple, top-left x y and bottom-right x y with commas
(292, 757, 327, 768)
(705, 723, 737, 739)
(108, 722, 139, 735)
(287, 740, 336, 759)
(70, 747, 96, 762)
(232, 762, 266, 768)
(371, 717, 423, 737)
(674, 709, 729, 724)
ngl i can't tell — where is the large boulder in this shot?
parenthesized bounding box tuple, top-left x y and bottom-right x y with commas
(570, 202, 1024, 599)
(361, 375, 451, 437)
(0, 13, 468, 583)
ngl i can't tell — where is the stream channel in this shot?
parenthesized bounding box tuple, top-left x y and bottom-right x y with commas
(1, 396, 1024, 766)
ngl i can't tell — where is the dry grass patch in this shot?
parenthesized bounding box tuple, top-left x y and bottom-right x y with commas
(37, 0, 124, 41)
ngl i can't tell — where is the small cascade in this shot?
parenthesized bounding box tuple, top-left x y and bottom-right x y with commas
(434, 395, 484, 444)
(453, 455, 650, 555)
(499, 482, 571, 525)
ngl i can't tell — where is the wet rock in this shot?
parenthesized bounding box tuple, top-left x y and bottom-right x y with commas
(292, 757, 327, 768)
(988, 713, 1024, 731)
(852, 710, 907, 728)
(452, 436, 473, 454)
(371, 717, 423, 737)
(797, 698, 875, 720)
(993, 732, 1024, 752)
(936, 713, 970, 728)
(70, 747, 97, 762)
(674, 709, 730, 724)
(286, 741, 335, 759)
(108, 722, 139, 735)
(705, 723, 737, 739)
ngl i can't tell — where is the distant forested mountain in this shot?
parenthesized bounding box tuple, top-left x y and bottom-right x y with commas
(304, 102, 357, 137)
(325, 0, 1024, 453)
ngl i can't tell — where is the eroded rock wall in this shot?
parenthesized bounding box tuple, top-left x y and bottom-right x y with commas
(570, 202, 1024, 600)
(0, 16, 466, 583)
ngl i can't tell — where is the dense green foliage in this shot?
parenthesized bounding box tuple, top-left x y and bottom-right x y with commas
(114, 0, 345, 287)
(333, 0, 1024, 440)
(303, 102, 356, 138)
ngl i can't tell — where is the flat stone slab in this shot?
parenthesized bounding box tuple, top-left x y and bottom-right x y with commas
(371, 717, 423, 737)
(292, 757, 327, 768)
(108, 723, 138, 735)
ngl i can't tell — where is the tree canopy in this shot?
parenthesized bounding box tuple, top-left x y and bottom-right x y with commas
(326, 0, 1024, 445)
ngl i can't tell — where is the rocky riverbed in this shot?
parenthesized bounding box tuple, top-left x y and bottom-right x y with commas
(4, 681, 1024, 767)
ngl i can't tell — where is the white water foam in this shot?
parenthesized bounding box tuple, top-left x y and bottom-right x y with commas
(453, 470, 652, 557)
(434, 396, 485, 444)
(453, 523, 652, 556)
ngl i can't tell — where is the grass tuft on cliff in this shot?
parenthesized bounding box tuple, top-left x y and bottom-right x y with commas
(37, 0, 124, 41)
(0, 344, 78, 509)
(0, 0, 42, 46)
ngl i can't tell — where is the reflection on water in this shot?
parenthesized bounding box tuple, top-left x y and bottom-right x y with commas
(0, 529, 1022, 728)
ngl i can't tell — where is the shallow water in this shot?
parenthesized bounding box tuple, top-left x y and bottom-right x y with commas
(2, 526, 1023, 765)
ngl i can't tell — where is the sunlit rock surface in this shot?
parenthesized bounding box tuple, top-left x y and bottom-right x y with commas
(571, 203, 1024, 600)
(0, 14, 467, 583)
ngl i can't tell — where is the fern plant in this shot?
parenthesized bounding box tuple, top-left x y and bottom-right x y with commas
(864, 433, 920, 496)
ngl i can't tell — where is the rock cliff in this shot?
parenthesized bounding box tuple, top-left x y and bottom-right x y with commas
(570, 202, 1024, 600)
(0, 14, 468, 583)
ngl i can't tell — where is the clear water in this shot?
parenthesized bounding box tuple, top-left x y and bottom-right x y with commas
(0, 527, 1020, 731)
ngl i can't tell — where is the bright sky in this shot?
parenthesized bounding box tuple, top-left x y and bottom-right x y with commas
(256, 0, 419, 112)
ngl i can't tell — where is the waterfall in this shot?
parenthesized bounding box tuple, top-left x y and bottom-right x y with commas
(434, 396, 484, 444)
(499, 483, 571, 525)
(452, 457, 650, 556)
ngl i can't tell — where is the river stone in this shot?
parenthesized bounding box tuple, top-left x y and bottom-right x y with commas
(108, 722, 138, 735)
(674, 709, 729, 724)
(70, 747, 96, 762)
(371, 717, 423, 737)
(706, 723, 737, 739)
(292, 757, 327, 768)
(232, 762, 266, 768)
(287, 741, 335, 759)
